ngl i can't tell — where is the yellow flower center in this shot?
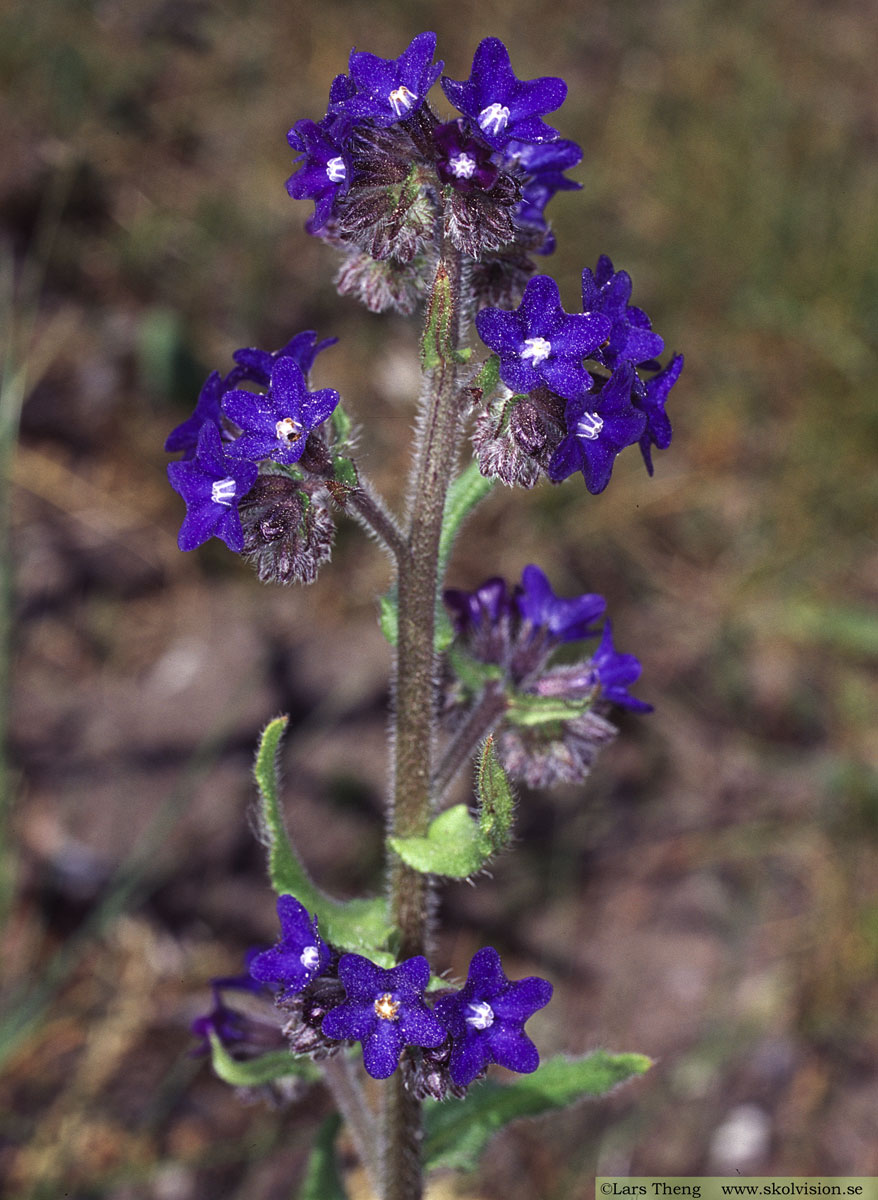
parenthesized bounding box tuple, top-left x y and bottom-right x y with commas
(373, 992, 400, 1021)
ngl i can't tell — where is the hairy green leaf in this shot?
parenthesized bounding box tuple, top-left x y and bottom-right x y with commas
(472, 354, 501, 398)
(299, 1113, 348, 1200)
(254, 718, 392, 953)
(423, 1051, 652, 1173)
(388, 804, 491, 879)
(208, 1031, 320, 1087)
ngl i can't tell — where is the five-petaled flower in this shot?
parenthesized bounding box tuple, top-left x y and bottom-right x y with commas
(167, 422, 258, 552)
(331, 32, 443, 127)
(441, 38, 567, 150)
(580, 256, 665, 371)
(321, 954, 446, 1079)
(475, 275, 611, 401)
(249, 895, 332, 997)
(222, 358, 340, 467)
(434, 947, 553, 1087)
(286, 119, 353, 233)
(547, 362, 647, 494)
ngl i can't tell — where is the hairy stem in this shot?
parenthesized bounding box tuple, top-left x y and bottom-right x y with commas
(342, 480, 408, 563)
(383, 240, 467, 1200)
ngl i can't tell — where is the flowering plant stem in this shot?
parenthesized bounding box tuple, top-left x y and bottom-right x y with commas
(384, 241, 465, 1200)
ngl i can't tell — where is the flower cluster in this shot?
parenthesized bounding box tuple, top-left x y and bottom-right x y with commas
(473, 260, 684, 493)
(236, 895, 552, 1093)
(285, 34, 584, 311)
(165, 332, 344, 581)
(444, 564, 650, 787)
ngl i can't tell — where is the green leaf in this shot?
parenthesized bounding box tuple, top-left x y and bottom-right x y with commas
(388, 804, 491, 879)
(438, 460, 496, 584)
(423, 1051, 652, 1173)
(447, 646, 504, 694)
(331, 403, 353, 446)
(254, 718, 393, 954)
(505, 692, 593, 727)
(476, 736, 514, 854)
(208, 1031, 320, 1087)
(298, 1113, 349, 1200)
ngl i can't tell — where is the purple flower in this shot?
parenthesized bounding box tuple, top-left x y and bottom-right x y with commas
(321, 954, 446, 1079)
(331, 32, 443, 127)
(222, 358, 340, 466)
(547, 362, 647, 494)
(515, 564, 605, 642)
(167, 422, 258, 552)
(248, 895, 332, 998)
(581, 256, 665, 370)
(509, 138, 582, 251)
(165, 370, 225, 460)
(444, 576, 510, 633)
(434, 120, 499, 193)
(635, 352, 683, 474)
(433, 947, 552, 1087)
(191, 951, 283, 1058)
(441, 38, 567, 150)
(286, 118, 352, 232)
(587, 619, 652, 712)
(227, 330, 339, 389)
(475, 275, 611, 401)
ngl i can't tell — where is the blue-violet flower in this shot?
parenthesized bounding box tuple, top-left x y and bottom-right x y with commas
(635, 352, 683, 474)
(475, 275, 610, 401)
(547, 362, 647, 494)
(249, 895, 332, 998)
(509, 138, 582, 252)
(165, 370, 225, 460)
(586, 619, 652, 712)
(515, 564, 605, 642)
(580, 256, 664, 370)
(227, 330, 338, 389)
(222, 358, 340, 466)
(434, 119, 499, 193)
(286, 119, 353, 233)
(331, 32, 443, 127)
(433, 947, 552, 1087)
(321, 953, 446, 1079)
(441, 38, 567, 150)
(167, 422, 257, 552)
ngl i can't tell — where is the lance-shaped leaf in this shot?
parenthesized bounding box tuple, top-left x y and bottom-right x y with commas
(298, 1113, 349, 1200)
(208, 1030, 320, 1087)
(254, 717, 393, 953)
(423, 1051, 652, 1173)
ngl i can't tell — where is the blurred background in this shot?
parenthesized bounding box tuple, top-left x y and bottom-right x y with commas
(3, 0, 878, 1195)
